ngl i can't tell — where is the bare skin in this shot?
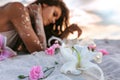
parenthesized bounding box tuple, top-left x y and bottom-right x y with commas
(0, 2, 61, 53)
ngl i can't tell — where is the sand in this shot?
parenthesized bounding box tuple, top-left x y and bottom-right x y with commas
(0, 1, 120, 80)
(0, 39, 120, 80)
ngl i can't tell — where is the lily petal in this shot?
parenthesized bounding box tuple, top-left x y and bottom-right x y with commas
(60, 61, 81, 75)
(59, 46, 77, 61)
(59, 46, 81, 75)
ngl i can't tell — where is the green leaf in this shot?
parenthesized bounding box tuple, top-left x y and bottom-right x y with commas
(55, 61, 59, 65)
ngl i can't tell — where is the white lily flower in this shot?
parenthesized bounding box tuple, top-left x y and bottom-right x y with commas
(74, 45, 103, 67)
(59, 43, 81, 75)
(60, 44, 104, 80)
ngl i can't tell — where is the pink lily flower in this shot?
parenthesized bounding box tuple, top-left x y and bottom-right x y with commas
(0, 34, 17, 61)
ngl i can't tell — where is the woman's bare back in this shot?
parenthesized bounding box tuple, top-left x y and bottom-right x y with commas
(0, 4, 13, 32)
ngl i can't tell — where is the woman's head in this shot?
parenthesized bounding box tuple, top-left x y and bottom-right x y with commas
(34, 0, 69, 35)
(41, 4, 62, 26)
(35, 0, 69, 25)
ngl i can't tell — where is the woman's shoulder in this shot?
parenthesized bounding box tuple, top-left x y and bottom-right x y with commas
(4, 2, 28, 19)
(5, 2, 25, 10)
(0, 2, 25, 14)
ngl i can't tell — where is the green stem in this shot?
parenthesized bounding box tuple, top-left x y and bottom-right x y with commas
(72, 47, 81, 68)
(42, 67, 55, 79)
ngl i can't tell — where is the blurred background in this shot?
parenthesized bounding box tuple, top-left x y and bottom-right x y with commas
(1, 0, 120, 40)
(63, 0, 120, 40)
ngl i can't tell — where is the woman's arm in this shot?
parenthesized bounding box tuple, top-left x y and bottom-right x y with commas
(30, 4, 47, 50)
(60, 24, 82, 39)
(9, 2, 46, 53)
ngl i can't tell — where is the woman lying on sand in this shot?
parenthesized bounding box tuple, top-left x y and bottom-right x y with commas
(0, 0, 82, 53)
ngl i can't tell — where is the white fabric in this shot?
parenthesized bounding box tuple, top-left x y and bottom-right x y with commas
(0, 30, 17, 46)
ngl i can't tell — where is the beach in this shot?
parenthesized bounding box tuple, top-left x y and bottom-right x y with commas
(0, 0, 120, 80)
(0, 39, 120, 80)
(95, 39, 120, 80)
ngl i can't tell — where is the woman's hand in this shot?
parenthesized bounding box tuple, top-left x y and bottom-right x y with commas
(60, 24, 82, 39)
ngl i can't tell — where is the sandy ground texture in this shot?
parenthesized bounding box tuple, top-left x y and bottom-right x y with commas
(95, 39, 120, 80)
(0, 39, 120, 80)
